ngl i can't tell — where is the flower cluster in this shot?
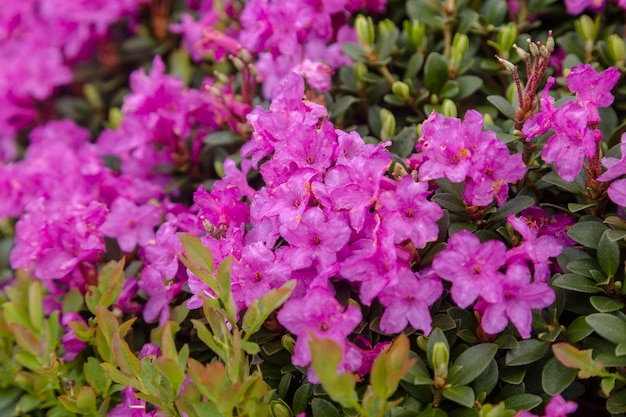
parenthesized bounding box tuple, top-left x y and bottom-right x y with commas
(523, 65, 620, 182)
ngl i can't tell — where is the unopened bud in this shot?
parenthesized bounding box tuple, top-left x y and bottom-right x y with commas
(281, 334, 296, 354)
(355, 15, 375, 48)
(546, 30, 555, 53)
(441, 98, 457, 118)
(513, 44, 529, 61)
(451, 33, 469, 70)
(416, 335, 428, 351)
(405, 20, 426, 49)
(432, 341, 450, 380)
(270, 401, 291, 417)
(392, 81, 411, 100)
(378, 19, 396, 35)
(574, 14, 598, 43)
(496, 22, 518, 53)
(354, 61, 368, 82)
(527, 39, 539, 57)
(380, 108, 396, 141)
(230, 55, 245, 71)
(108, 107, 124, 129)
(607, 34, 626, 66)
(495, 55, 517, 73)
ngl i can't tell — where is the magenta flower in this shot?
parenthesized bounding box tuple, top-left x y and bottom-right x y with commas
(108, 387, 157, 417)
(142, 222, 183, 280)
(566, 64, 620, 125)
(378, 175, 443, 248)
(541, 101, 601, 182)
(506, 213, 563, 282)
(432, 230, 506, 308)
(522, 77, 557, 141)
(99, 197, 163, 253)
(138, 266, 183, 326)
(231, 242, 291, 309)
(598, 132, 626, 206)
(277, 287, 362, 372)
(280, 207, 351, 269)
(515, 394, 577, 417)
(378, 267, 443, 335)
(475, 262, 555, 339)
(61, 312, 88, 361)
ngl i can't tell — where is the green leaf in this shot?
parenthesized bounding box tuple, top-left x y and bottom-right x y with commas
(76, 386, 98, 414)
(111, 332, 141, 377)
(440, 80, 460, 99)
(552, 273, 602, 293)
(586, 313, 626, 344)
(448, 344, 498, 386)
(567, 203, 596, 213)
(242, 280, 296, 337)
(552, 343, 602, 378)
(97, 259, 126, 310)
(503, 394, 542, 411)
(607, 388, 626, 414)
(567, 221, 608, 249)
(590, 296, 625, 312)
(9, 323, 43, 358)
(487, 95, 516, 119)
(616, 342, 626, 356)
(84, 357, 109, 395)
(417, 405, 449, 417)
(539, 171, 585, 194)
(177, 233, 216, 291)
(375, 26, 399, 62)
(473, 359, 498, 401)
(27, 281, 43, 333)
(292, 383, 313, 414)
(341, 42, 365, 62)
(606, 229, 626, 242)
(566, 316, 594, 343)
(456, 76, 483, 100)
(404, 52, 424, 79)
(402, 354, 434, 385)
(330, 96, 356, 118)
(443, 386, 475, 408)
(310, 337, 358, 408)
(541, 357, 578, 395)
(427, 328, 450, 370)
(598, 230, 620, 278)
(567, 258, 600, 278)
(424, 53, 449, 95)
(203, 131, 243, 147)
(505, 339, 550, 366)
(311, 398, 342, 417)
(389, 126, 417, 158)
(486, 196, 534, 226)
(406, 0, 445, 28)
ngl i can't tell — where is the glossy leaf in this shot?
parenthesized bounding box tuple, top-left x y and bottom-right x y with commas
(541, 357, 578, 395)
(487, 95, 516, 119)
(567, 221, 608, 249)
(448, 344, 498, 386)
(424, 52, 449, 94)
(442, 385, 475, 408)
(598, 230, 620, 277)
(111, 332, 141, 377)
(505, 339, 550, 366)
(586, 313, 626, 344)
(242, 280, 296, 337)
(552, 273, 602, 293)
(311, 398, 342, 417)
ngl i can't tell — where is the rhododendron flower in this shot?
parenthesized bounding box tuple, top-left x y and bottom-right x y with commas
(475, 263, 555, 339)
(139, 266, 183, 326)
(378, 267, 443, 334)
(599, 132, 626, 206)
(566, 64, 620, 126)
(506, 213, 563, 282)
(277, 287, 362, 376)
(99, 197, 163, 253)
(61, 312, 88, 361)
(432, 230, 506, 308)
(108, 387, 157, 417)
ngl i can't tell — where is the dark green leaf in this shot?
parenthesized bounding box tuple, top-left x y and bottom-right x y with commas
(503, 394, 542, 411)
(567, 258, 600, 278)
(404, 53, 424, 79)
(292, 383, 313, 414)
(402, 353, 433, 385)
(330, 96, 356, 118)
(417, 405, 449, 417)
(487, 196, 534, 226)
(455, 76, 483, 100)
(586, 313, 626, 344)
(311, 398, 341, 417)
(341, 42, 365, 62)
(440, 80, 460, 99)
(427, 328, 449, 370)
(473, 359, 498, 400)
(406, 0, 445, 28)
(505, 339, 550, 366)
(375, 27, 399, 62)
(567, 221, 608, 249)
(424, 53, 449, 95)
(598, 230, 620, 277)
(590, 296, 625, 312)
(567, 316, 594, 343)
(487, 95, 516, 119)
(539, 171, 584, 194)
(389, 126, 417, 158)
(203, 131, 243, 147)
(607, 388, 626, 414)
(448, 344, 498, 386)
(442, 385, 475, 408)
(542, 357, 577, 395)
(606, 229, 626, 242)
(552, 273, 602, 293)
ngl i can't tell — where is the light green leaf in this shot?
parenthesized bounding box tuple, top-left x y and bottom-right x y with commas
(242, 280, 296, 337)
(424, 53, 449, 94)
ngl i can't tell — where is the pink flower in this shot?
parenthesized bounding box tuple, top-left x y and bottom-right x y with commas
(476, 263, 555, 339)
(378, 267, 443, 334)
(566, 64, 620, 126)
(99, 197, 163, 253)
(432, 230, 506, 308)
(277, 287, 362, 376)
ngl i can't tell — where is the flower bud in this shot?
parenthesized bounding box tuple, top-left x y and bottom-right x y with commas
(527, 38, 539, 57)
(416, 335, 428, 351)
(451, 33, 469, 70)
(574, 14, 598, 43)
(392, 81, 411, 101)
(380, 108, 396, 141)
(108, 108, 124, 130)
(405, 20, 426, 49)
(354, 61, 368, 82)
(270, 401, 291, 417)
(513, 44, 529, 61)
(281, 334, 296, 354)
(546, 30, 555, 53)
(441, 99, 457, 118)
(355, 15, 375, 48)
(432, 341, 450, 380)
(607, 34, 626, 66)
(378, 19, 396, 36)
(496, 22, 518, 54)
